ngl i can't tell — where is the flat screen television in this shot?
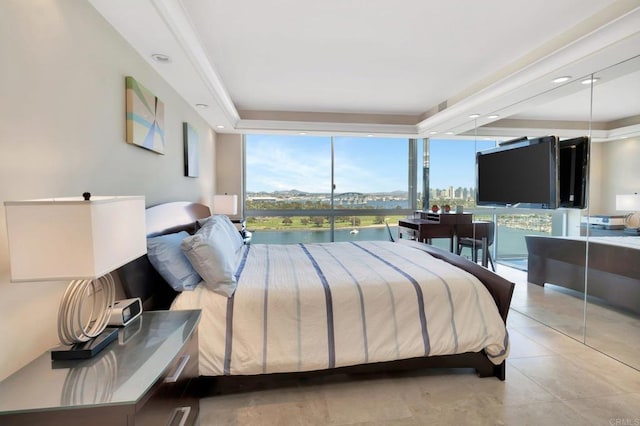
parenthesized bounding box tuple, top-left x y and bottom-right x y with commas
(558, 136, 589, 209)
(476, 136, 559, 209)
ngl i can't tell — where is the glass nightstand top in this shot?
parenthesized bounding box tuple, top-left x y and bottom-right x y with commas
(0, 310, 200, 415)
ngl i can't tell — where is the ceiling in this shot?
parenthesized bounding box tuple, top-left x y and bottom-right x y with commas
(89, 0, 640, 140)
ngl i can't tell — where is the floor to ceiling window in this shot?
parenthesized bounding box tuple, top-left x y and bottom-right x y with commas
(245, 134, 415, 243)
(425, 138, 496, 210)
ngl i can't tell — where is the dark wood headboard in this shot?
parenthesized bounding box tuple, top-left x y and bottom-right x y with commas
(116, 202, 211, 311)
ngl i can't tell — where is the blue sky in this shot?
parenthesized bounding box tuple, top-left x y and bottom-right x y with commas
(246, 134, 496, 193)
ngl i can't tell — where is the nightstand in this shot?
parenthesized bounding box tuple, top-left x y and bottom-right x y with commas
(0, 310, 200, 426)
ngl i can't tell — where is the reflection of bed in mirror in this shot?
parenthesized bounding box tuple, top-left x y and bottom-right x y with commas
(526, 235, 640, 314)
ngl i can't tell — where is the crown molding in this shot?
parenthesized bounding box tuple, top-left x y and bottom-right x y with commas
(151, 0, 240, 125)
(416, 4, 640, 138)
(234, 119, 419, 138)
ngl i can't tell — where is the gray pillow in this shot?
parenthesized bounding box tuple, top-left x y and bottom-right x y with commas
(181, 219, 238, 297)
(147, 231, 201, 291)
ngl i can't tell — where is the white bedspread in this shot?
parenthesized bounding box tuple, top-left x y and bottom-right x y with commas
(171, 241, 509, 376)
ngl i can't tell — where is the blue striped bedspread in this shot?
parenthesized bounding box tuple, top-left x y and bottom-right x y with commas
(171, 241, 509, 376)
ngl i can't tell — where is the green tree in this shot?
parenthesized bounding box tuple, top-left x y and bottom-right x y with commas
(282, 217, 293, 226)
(311, 216, 324, 227)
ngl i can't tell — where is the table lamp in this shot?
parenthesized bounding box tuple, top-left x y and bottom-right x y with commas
(4, 194, 146, 360)
(213, 194, 238, 216)
(616, 193, 640, 234)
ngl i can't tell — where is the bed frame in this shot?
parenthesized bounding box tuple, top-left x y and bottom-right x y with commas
(116, 202, 515, 386)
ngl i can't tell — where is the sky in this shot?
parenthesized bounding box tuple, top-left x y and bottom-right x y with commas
(246, 134, 496, 193)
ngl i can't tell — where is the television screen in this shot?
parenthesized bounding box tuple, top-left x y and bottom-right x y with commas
(558, 136, 589, 209)
(476, 136, 559, 209)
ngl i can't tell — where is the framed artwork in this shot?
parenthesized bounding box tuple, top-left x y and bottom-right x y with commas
(183, 122, 199, 177)
(125, 76, 165, 154)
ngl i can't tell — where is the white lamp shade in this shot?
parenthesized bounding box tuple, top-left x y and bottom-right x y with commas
(616, 193, 640, 211)
(213, 194, 238, 216)
(4, 196, 146, 282)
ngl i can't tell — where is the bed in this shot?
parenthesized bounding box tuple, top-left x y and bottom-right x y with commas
(116, 202, 514, 383)
(526, 235, 640, 314)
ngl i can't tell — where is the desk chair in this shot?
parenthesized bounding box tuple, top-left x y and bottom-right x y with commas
(456, 221, 495, 271)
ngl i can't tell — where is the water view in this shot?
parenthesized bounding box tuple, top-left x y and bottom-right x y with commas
(249, 224, 548, 260)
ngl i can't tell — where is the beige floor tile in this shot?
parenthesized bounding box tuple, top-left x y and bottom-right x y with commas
(505, 309, 541, 328)
(559, 349, 640, 394)
(510, 355, 627, 401)
(397, 363, 557, 410)
(411, 400, 594, 426)
(319, 377, 414, 425)
(506, 328, 555, 358)
(199, 388, 331, 426)
(562, 393, 640, 424)
(511, 325, 589, 355)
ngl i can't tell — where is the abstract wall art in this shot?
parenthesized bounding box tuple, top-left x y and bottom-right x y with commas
(183, 122, 199, 177)
(125, 76, 165, 154)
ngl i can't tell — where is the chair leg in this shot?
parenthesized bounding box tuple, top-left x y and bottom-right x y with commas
(488, 253, 495, 271)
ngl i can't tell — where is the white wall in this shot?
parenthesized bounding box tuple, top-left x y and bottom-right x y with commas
(594, 137, 640, 215)
(215, 134, 244, 218)
(0, 1, 215, 380)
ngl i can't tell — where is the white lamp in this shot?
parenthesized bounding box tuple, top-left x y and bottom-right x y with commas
(4, 194, 146, 359)
(616, 193, 640, 231)
(213, 194, 238, 216)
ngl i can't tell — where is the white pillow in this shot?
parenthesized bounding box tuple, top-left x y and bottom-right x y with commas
(181, 219, 238, 297)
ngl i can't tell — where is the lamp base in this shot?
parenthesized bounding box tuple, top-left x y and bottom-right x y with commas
(50, 327, 119, 361)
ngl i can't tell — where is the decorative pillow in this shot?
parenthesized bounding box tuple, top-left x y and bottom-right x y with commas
(181, 219, 238, 297)
(147, 231, 201, 292)
(197, 215, 244, 252)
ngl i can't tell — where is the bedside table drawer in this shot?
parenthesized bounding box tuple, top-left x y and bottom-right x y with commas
(135, 328, 199, 426)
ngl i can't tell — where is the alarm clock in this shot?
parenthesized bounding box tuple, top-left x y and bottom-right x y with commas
(108, 298, 142, 327)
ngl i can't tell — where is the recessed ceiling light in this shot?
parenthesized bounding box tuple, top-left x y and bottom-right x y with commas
(487, 114, 500, 119)
(469, 114, 481, 119)
(552, 76, 572, 83)
(299, 132, 306, 135)
(216, 125, 225, 129)
(195, 103, 208, 109)
(445, 132, 454, 135)
(151, 53, 171, 63)
(429, 131, 438, 135)
(581, 77, 600, 85)
(367, 134, 374, 137)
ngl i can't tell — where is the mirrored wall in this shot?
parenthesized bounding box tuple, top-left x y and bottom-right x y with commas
(477, 54, 640, 370)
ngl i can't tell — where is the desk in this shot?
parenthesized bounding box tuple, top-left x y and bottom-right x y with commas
(398, 218, 455, 251)
(398, 214, 492, 268)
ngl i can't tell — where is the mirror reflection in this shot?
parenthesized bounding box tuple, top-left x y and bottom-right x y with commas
(475, 54, 640, 370)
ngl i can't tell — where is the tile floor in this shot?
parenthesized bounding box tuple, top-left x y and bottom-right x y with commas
(198, 265, 640, 425)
